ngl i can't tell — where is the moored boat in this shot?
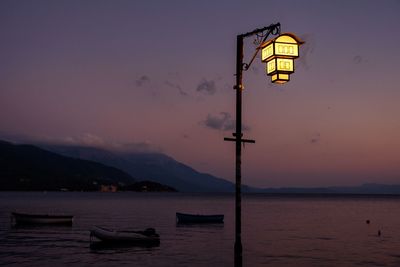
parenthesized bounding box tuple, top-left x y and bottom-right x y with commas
(90, 226, 160, 245)
(11, 212, 74, 225)
(176, 212, 224, 224)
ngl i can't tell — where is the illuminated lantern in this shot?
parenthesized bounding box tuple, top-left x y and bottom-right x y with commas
(261, 33, 304, 84)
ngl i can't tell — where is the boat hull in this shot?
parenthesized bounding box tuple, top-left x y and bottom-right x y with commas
(90, 226, 160, 245)
(176, 212, 224, 224)
(11, 212, 73, 225)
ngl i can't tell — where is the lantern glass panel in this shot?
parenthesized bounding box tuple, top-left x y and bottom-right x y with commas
(274, 43, 298, 58)
(261, 43, 274, 62)
(272, 73, 290, 84)
(276, 58, 294, 72)
(266, 59, 276, 75)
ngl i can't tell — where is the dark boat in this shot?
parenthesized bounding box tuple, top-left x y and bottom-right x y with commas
(11, 212, 74, 225)
(90, 226, 160, 246)
(176, 212, 224, 224)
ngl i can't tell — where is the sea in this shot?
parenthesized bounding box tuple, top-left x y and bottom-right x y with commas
(1, 192, 400, 267)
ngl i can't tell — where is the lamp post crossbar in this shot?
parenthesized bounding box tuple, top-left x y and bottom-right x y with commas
(224, 137, 255, 144)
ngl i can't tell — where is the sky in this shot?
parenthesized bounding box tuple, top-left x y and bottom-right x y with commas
(1, 0, 400, 188)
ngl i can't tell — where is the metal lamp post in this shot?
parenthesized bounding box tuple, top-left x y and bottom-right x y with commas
(224, 23, 303, 267)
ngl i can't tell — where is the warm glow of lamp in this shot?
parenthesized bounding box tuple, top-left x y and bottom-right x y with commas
(271, 73, 290, 84)
(261, 33, 304, 84)
(266, 58, 294, 75)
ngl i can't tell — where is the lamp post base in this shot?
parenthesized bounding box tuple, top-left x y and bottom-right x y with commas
(234, 240, 242, 267)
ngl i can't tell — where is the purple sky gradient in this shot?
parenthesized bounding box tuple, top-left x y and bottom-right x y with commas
(1, 0, 400, 187)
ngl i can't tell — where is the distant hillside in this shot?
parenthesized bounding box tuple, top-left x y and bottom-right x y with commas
(7, 140, 397, 194)
(0, 141, 135, 191)
(43, 144, 236, 192)
(258, 183, 400, 195)
(121, 181, 177, 192)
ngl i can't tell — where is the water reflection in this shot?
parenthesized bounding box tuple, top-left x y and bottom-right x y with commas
(89, 241, 160, 251)
(2, 192, 400, 267)
(175, 223, 224, 229)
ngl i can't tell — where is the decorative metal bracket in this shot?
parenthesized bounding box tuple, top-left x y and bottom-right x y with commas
(241, 23, 281, 71)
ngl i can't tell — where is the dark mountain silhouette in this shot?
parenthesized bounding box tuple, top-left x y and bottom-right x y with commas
(40, 144, 400, 194)
(0, 140, 135, 191)
(3, 140, 399, 194)
(42, 144, 236, 192)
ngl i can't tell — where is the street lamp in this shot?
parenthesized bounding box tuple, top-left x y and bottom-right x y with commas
(261, 33, 304, 84)
(224, 24, 303, 267)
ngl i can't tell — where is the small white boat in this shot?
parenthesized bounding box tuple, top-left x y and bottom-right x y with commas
(90, 226, 160, 245)
(11, 212, 73, 225)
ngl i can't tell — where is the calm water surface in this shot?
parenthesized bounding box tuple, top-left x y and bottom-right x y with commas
(1, 192, 400, 266)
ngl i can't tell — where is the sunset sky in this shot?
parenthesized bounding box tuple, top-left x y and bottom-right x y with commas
(1, 0, 400, 187)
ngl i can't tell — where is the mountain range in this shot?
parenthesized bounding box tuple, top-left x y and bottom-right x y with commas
(1, 139, 400, 194)
(41, 144, 236, 192)
(0, 140, 134, 191)
(0, 140, 236, 192)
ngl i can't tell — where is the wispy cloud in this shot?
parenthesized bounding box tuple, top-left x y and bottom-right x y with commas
(118, 141, 161, 153)
(250, 66, 260, 75)
(9, 132, 162, 153)
(135, 75, 151, 87)
(165, 80, 188, 96)
(204, 112, 233, 130)
(352, 55, 367, 64)
(298, 33, 316, 70)
(164, 71, 189, 96)
(0, 132, 108, 148)
(64, 133, 106, 147)
(310, 132, 321, 144)
(62, 133, 161, 153)
(196, 79, 217, 95)
(0, 132, 53, 144)
(202, 112, 250, 131)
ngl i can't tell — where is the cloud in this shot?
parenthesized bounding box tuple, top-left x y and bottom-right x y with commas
(165, 71, 188, 96)
(49, 134, 161, 153)
(0, 132, 162, 153)
(0, 132, 108, 148)
(196, 79, 217, 95)
(204, 112, 232, 130)
(352, 55, 366, 64)
(202, 112, 250, 131)
(298, 33, 316, 70)
(68, 135, 160, 152)
(135, 75, 151, 87)
(250, 66, 260, 75)
(0, 132, 51, 144)
(310, 133, 321, 144)
(117, 141, 161, 153)
(64, 133, 106, 147)
(165, 80, 188, 96)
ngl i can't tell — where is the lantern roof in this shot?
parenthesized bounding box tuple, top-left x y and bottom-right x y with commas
(261, 33, 304, 48)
